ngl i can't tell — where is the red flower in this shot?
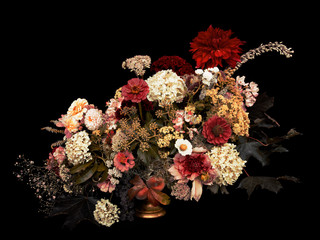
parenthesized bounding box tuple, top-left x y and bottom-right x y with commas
(151, 56, 194, 76)
(168, 152, 217, 201)
(190, 25, 245, 69)
(121, 78, 149, 103)
(113, 150, 135, 172)
(202, 116, 232, 145)
(128, 175, 170, 206)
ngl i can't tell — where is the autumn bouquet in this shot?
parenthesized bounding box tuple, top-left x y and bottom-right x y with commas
(14, 25, 300, 229)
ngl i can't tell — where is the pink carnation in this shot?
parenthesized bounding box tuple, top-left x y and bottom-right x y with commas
(113, 150, 135, 172)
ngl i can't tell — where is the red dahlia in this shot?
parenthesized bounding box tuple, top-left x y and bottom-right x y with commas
(202, 116, 232, 145)
(190, 25, 245, 69)
(121, 78, 149, 103)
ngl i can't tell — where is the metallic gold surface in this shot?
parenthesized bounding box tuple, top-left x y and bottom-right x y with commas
(135, 201, 166, 218)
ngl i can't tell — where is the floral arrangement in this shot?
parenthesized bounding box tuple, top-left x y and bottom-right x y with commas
(14, 25, 300, 229)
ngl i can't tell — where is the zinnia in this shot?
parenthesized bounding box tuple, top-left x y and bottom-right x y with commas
(113, 150, 135, 172)
(202, 116, 232, 145)
(190, 25, 245, 69)
(121, 78, 149, 103)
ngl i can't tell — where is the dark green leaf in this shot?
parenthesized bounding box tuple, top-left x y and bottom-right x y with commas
(74, 161, 98, 185)
(238, 176, 283, 199)
(49, 195, 98, 230)
(70, 160, 94, 174)
(237, 137, 271, 166)
(248, 92, 274, 119)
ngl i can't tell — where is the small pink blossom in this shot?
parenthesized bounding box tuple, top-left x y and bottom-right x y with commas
(53, 146, 66, 165)
(97, 178, 116, 193)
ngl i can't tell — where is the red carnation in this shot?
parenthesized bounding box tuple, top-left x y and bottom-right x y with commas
(202, 116, 232, 145)
(121, 78, 149, 103)
(190, 25, 245, 69)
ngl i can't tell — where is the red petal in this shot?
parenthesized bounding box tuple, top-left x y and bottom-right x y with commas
(136, 187, 149, 200)
(147, 176, 165, 191)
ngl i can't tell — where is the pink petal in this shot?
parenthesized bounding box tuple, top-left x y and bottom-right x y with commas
(191, 178, 203, 202)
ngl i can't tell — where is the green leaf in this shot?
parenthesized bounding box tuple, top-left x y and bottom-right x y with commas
(74, 161, 98, 185)
(237, 137, 270, 166)
(49, 195, 98, 230)
(70, 160, 94, 174)
(238, 176, 283, 199)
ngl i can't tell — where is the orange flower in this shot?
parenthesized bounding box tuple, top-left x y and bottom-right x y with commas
(67, 98, 88, 120)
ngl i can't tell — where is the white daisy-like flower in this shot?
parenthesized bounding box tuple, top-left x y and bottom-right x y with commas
(175, 139, 192, 156)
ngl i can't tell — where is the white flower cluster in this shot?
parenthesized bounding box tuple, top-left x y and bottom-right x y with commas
(65, 131, 92, 166)
(146, 70, 187, 107)
(207, 143, 246, 186)
(105, 153, 122, 186)
(84, 108, 103, 131)
(93, 199, 120, 227)
(195, 67, 220, 87)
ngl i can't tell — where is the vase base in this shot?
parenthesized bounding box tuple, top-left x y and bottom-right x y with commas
(135, 201, 166, 218)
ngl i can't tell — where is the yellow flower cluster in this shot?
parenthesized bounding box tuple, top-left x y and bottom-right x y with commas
(206, 88, 250, 138)
(157, 126, 183, 148)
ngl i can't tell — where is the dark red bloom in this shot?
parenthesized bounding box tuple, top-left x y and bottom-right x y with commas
(202, 116, 232, 145)
(190, 25, 245, 69)
(121, 78, 149, 103)
(151, 56, 194, 76)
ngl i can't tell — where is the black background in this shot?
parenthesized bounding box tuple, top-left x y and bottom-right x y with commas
(4, 4, 316, 239)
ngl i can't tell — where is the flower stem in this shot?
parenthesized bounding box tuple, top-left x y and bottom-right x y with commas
(138, 102, 144, 121)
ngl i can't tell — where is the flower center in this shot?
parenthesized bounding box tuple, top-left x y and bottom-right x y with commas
(179, 144, 188, 151)
(211, 125, 224, 137)
(119, 154, 128, 164)
(131, 85, 141, 94)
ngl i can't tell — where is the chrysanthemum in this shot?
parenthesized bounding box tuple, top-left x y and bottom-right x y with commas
(67, 98, 89, 120)
(207, 143, 246, 186)
(190, 25, 245, 69)
(84, 108, 103, 131)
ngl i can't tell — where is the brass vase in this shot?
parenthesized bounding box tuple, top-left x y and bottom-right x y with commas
(135, 200, 166, 218)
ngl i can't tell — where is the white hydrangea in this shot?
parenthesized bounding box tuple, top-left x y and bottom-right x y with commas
(93, 199, 120, 227)
(207, 143, 246, 186)
(146, 70, 187, 107)
(65, 131, 92, 165)
(195, 67, 220, 86)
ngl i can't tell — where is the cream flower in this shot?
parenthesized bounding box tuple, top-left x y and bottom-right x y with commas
(93, 199, 120, 227)
(175, 139, 192, 156)
(84, 108, 103, 131)
(207, 143, 246, 186)
(146, 70, 187, 107)
(65, 130, 92, 165)
(67, 98, 88, 120)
